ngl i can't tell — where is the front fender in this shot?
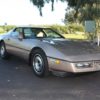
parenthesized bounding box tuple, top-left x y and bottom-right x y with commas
(33, 42, 68, 61)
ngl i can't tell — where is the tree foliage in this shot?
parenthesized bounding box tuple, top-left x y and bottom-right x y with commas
(0, 25, 15, 34)
(30, 0, 100, 18)
(64, 0, 100, 24)
(30, 0, 67, 16)
(30, 0, 65, 16)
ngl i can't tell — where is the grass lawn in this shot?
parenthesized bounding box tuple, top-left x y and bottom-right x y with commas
(62, 33, 87, 40)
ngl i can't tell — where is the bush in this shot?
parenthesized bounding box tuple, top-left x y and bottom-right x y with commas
(50, 24, 68, 34)
(66, 23, 84, 34)
(0, 25, 15, 34)
(0, 27, 5, 34)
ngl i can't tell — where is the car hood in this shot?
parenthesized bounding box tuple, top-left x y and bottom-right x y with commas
(0, 34, 5, 39)
(0, 34, 9, 40)
(42, 38, 100, 62)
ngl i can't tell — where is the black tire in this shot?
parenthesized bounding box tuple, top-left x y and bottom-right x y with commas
(31, 49, 49, 77)
(0, 42, 9, 59)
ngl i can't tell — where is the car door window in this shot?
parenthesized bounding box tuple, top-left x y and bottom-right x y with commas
(12, 28, 22, 38)
(24, 28, 35, 39)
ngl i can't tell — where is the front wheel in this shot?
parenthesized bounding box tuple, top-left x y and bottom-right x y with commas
(31, 49, 49, 77)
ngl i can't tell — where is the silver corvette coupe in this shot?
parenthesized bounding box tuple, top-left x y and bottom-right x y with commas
(1, 26, 100, 77)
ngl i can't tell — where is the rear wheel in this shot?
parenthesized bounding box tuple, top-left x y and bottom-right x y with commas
(31, 49, 49, 77)
(0, 42, 9, 59)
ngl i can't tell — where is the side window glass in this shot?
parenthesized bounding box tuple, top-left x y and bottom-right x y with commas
(12, 28, 22, 37)
(11, 31, 19, 37)
(24, 28, 35, 38)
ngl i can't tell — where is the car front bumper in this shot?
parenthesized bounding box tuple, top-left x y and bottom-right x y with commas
(47, 57, 100, 73)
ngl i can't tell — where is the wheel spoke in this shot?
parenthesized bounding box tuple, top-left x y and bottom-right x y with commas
(33, 54, 44, 73)
(31, 50, 49, 77)
(0, 45, 5, 56)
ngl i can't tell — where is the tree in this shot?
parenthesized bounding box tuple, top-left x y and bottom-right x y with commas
(64, 9, 76, 24)
(65, 1, 100, 23)
(30, 0, 65, 16)
(30, 0, 100, 19)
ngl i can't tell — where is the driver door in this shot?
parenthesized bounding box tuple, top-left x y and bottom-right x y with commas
(5, 27, 29, 60)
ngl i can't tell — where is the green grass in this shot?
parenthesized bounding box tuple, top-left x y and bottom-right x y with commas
(62, 33, 87, 40)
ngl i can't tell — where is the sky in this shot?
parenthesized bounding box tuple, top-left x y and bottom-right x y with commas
(0, 0, 67, 25)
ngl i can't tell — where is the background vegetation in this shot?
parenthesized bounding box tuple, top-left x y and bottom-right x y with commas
(0, 25, 15, 34)
(30, 0, 100, 40)
(0, 24, 84, 34)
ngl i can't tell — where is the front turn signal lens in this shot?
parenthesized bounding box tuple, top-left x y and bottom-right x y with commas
(55, 60, 60, 64)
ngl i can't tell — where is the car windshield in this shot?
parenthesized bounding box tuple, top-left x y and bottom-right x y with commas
(43, 29, 64, 38)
